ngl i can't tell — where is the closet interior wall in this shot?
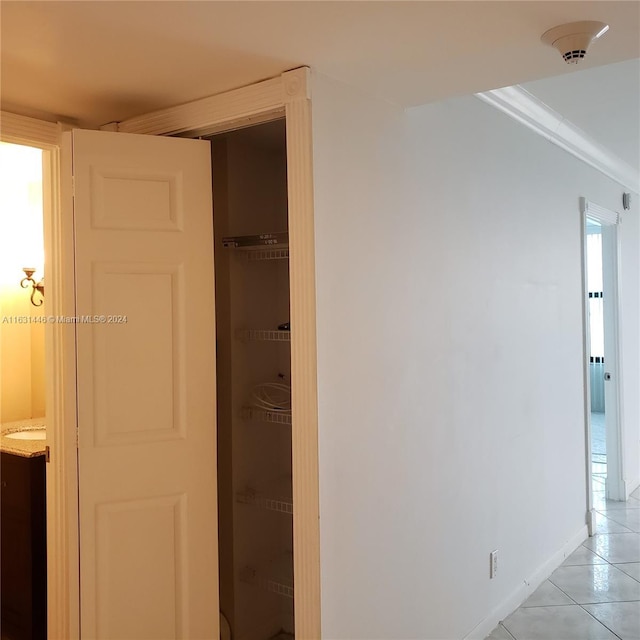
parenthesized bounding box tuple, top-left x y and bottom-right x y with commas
(210, 119, 293, 640)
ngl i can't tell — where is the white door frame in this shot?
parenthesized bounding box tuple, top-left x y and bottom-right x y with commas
(1, 66, 321, 639)
(0, 112, 80, 639)
(117, 67, 321, 639)
(581, 197, 626, 529)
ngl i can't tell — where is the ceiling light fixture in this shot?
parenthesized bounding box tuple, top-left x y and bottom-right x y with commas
(541, 21, 609, 64)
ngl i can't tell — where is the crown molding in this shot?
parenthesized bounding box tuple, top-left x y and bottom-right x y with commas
(475, 85, 639, 194)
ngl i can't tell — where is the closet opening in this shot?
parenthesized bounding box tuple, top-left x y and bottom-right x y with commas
(209, 119, 293, 640)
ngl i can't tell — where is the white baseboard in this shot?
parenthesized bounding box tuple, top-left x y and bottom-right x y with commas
(463, 525, 588, 640)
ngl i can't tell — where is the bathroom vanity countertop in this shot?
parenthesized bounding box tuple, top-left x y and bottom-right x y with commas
(0, 418, 47, 458)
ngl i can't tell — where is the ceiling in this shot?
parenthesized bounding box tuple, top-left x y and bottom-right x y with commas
(1, 1, 639, 129)
(1, 1, 638, 179)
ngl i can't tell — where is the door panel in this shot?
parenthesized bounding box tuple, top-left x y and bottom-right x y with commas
(95, 494, 187, 639)
(72, 129, 218, 639)
(92, 263, 183, 444)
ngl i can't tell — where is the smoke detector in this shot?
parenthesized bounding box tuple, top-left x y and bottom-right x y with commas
(541, 21, 609, 64)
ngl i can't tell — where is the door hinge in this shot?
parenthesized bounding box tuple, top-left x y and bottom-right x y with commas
(45, 445, 51, 463)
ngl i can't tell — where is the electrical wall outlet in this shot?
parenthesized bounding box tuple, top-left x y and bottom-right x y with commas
(490, 550, 498, 579)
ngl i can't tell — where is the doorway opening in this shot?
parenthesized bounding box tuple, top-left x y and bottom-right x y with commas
(0, 141, 48, 640)
(586, 220, 606, 494)
(209, 119, 294, 640)
(582, 198, 624, 506)
(0, 142, 46, 421)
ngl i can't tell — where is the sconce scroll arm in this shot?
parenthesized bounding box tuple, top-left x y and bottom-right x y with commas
(20, 268, 45, 307)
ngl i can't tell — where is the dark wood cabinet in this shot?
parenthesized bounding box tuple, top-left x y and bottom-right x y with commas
(1, 452, 47, 640)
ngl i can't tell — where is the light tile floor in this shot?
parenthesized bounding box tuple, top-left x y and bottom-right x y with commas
(486, 485, 640, 640)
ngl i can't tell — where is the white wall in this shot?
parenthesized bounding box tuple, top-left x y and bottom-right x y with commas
(311, 71, 640, 639)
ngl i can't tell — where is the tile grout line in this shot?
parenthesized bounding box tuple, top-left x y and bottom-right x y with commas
(578, 603, 625, 640)
(558, 549, 639, 639)
(594, 512, 639, 533)
(547, 576, 580, 606)
(610, 563, 640, 585)
(496, 622, 518, 640)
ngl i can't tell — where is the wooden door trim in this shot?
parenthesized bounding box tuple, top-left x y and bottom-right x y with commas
(284, 73, 322, 640)
(0, 111, 61, 147)
(118, 67, 322, 639)
(0, 112, 81, 639)
(116, 75, 285, 137)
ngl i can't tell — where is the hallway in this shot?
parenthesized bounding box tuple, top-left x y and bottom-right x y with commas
(486, 486, 640, 640)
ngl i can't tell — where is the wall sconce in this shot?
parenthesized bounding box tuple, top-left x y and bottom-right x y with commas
(21, 267, 45, 306)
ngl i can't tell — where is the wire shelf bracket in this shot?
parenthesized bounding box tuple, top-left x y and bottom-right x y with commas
(242, 407, 292, 426)
(236, 485, 293, 515)
(240, 556, 294, 599)
(236, 329, 291, 343)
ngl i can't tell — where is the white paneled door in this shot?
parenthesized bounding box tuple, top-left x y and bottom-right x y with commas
(70, 129, 218, 639)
